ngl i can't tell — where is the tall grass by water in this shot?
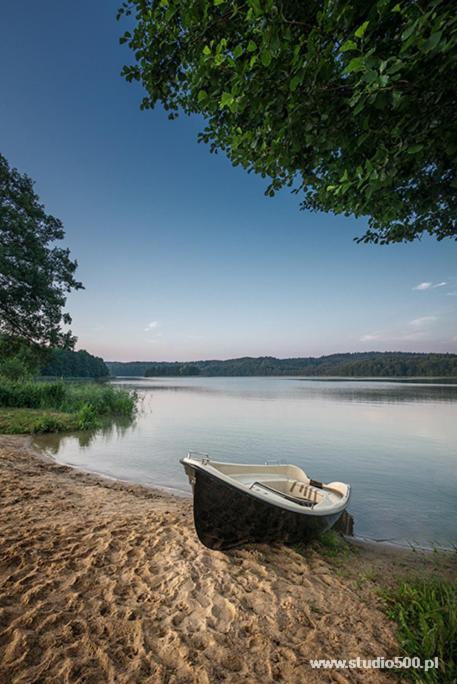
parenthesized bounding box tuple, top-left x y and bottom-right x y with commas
(383, 576, 457, 683)
(0, 380, 136, 433)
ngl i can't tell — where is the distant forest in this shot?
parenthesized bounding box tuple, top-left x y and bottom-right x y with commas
(107, 352, 457, 378)
(41, 349, 109, 378)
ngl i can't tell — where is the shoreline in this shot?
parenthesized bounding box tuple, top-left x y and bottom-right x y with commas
(1, 435, 455, 683)
(39, 446, 193, 500)
(35, 438, 455, 553)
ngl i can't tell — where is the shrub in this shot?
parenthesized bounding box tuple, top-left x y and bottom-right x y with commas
(32, 415, 71, 434)
(0, 380, 135, 415)
(0, 357, 33, 381)
(0, 379, 136, 433)
(76, 403, 100, 430)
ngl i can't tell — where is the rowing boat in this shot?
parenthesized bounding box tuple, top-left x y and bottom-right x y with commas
(181, 452, 351, 550)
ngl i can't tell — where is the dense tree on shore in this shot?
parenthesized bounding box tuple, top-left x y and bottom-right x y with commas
(118, 0, 457, 244)
(0, 335, 48, 380)
(40, 349, 109, 378)
(0, 153, 82, 348)
(107, 361, 153, 377)
(108, 352, 457, 378)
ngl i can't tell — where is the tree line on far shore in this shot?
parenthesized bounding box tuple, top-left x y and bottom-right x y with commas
(107, 352, 457, 378)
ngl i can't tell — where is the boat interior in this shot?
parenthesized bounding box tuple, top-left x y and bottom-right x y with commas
(187, 455, 348, 509)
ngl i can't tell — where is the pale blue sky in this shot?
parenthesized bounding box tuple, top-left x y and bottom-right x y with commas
(1, 1, 455, 361)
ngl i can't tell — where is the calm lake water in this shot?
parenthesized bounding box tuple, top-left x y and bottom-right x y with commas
(35, 377, 457, 547)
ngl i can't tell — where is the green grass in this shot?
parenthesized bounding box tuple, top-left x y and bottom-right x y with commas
(382, 577, 457, 683)
(315, 529, 350, 557)
(292, 529, 351, 561)
(0, 408, 79, 433)
(0, 379, 136, 433)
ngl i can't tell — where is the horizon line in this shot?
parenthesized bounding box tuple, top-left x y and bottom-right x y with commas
(104, 350, 457, 364)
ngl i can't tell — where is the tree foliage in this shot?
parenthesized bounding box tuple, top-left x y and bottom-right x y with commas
(0, 335, 48, 380)
(40, 349, 110, 378)
(0, 154, 83, 347)
(108, 352, 457, 377)
(118, 0, 457, 244)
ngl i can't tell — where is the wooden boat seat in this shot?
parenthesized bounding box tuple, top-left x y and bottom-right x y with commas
(288, 480, 323, 504)
(251, 481, 316, 507)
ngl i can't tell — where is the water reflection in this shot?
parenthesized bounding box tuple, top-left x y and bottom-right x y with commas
(35, 415, 136, 454)
(299, 384, 457, 404)
(333, 510, 354, 536)
(112, 377, 457, 404)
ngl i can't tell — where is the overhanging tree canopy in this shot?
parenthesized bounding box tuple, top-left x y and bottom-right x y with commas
(118, 0, 457, 244)
(0, 154, 83, 348)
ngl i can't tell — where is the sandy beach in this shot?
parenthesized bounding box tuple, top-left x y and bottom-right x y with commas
(0, 436, 455, 684)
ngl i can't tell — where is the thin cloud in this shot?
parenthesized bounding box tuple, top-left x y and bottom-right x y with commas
(409, 316, 437, 327)
(360, 334, 379, 342)
(413, 281, 447, 291)
(144, 321, 159, 332)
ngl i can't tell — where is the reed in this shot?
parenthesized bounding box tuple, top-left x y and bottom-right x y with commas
(382, 577, 457, 683)
(0, 380, 136, 433)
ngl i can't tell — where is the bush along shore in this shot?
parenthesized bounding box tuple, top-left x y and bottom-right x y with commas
(0, 380, 136, 434)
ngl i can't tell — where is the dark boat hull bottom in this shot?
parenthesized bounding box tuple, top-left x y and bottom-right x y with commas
(192, 468, 344, 550)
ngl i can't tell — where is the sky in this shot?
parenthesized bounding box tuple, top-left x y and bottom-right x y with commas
(1, 1, 456, 361)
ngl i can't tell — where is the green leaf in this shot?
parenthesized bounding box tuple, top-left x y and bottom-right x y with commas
(422, 31, 442, 53)
(344, 56, 365, 73)
(197, 89, 207, 102)
(220, 91, 234, 108)
(165, 5, 176, 20)
(203, 45, 211, 56)
(402, 20, 418, 41)
(392, 90, 402, 108)
(233, 44, 243, 59)
(247, 40, 257, 52)
(363, 69, 378, 84)
(407, 144, 423, 154)
(214, 0, 224, 5)
(261, 50, 272, 67)
(290, 75, 301, 92)
(341, 39, 357, 52)
(248, 0, 262, 16)
(352, 100, 365, 115)
(355, 21, 369, 38)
